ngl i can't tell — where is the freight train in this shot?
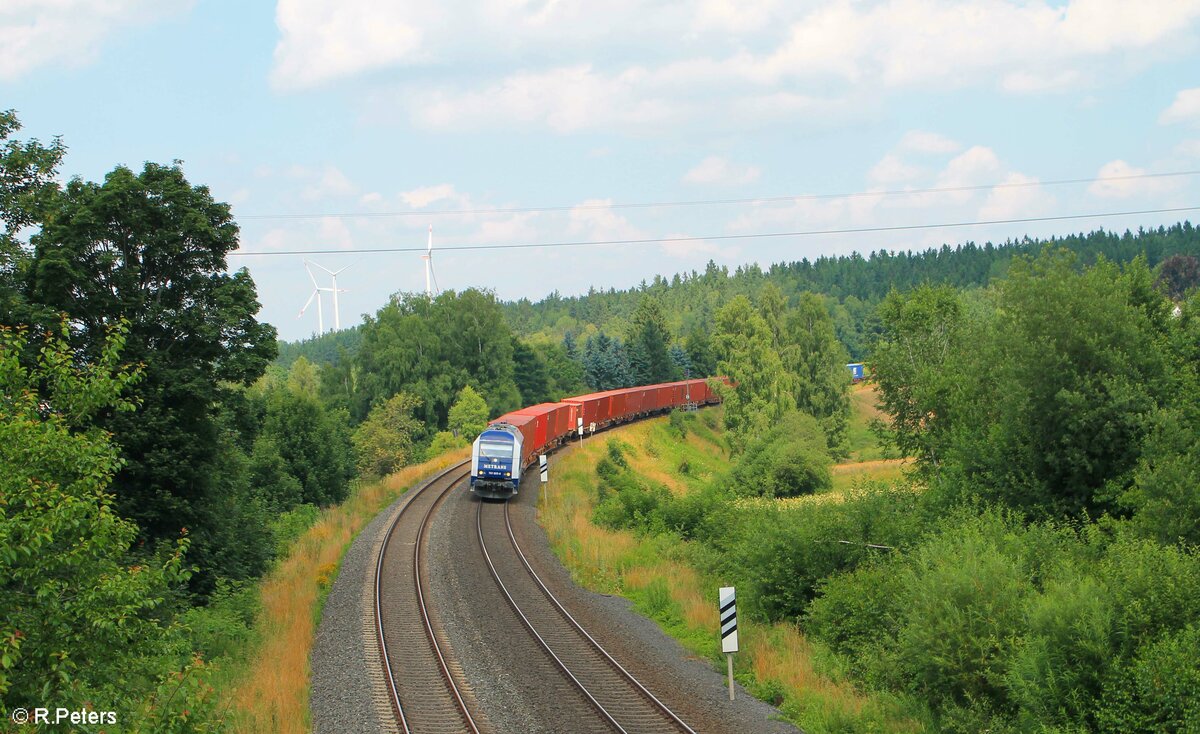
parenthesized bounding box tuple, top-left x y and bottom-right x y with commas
(470, 378, 726, 499)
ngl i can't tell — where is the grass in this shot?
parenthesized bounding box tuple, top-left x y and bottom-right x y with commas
(830, 458, 910, 493)
(843, 382, 892, 463)
(538, 409, 920, 733)
(217, 447, 471, 733)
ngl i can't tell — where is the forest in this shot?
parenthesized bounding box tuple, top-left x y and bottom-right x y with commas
(3, 105, 1200, 732)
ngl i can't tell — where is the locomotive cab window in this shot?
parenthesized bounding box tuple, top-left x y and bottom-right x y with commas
(478, 442, 513, 458)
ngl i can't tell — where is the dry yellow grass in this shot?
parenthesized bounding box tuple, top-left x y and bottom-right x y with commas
(849, 382, 886, 423)
(224, 447, 471, 733)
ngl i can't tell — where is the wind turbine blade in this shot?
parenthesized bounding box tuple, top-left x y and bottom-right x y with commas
(304, 261, 319, 288)
(298, 289, 318, 317)
(330, 259, 357, 276)
(309, 260, 335, 276)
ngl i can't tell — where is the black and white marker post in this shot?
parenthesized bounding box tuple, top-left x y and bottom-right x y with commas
(719, 586, 738, 701)
(539, 454, 548, 484)
(578, 417, 584, 445)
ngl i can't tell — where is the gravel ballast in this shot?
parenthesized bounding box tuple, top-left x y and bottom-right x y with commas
(313, 451, 802, 733)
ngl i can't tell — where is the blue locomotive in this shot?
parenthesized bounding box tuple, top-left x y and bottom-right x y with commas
(470, 425, 523, 498)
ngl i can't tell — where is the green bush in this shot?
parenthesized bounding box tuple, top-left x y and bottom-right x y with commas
(271, 503, 321, 558)
(727, 412, 832, 498)
(1097, 624, 1200, 733)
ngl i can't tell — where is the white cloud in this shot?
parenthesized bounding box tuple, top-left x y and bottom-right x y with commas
(1176, 140, 1200, 159)
(1160, 87, 1200, 125)
(868, 154, 922, 185)
(300, 166, 356, 202)
(400, 183, 465, 209)
(762, 0, 1200, 90)
(691, 0, 779, 33)
(1001, 69, 1081, 93)
(659, 233, 732, 260)
(683, 156, 761, 185)
(272, 0, 1200, 132)
(1087, 159, 1182, 198)
(979, 172, 1047, 220)
(414, 65, 676, 134)
(318, 216, 354, 250)
(568, 199, 645, 242)
(899, 130, 962, 155)
(0, 0, 192, 81)
(271, 0, 425, 90)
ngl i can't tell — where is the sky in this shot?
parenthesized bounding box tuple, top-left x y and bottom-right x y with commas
(3, 0, 1200, 341)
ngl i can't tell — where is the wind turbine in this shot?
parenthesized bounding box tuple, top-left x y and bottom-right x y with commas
(298, 260, 351, 334)
(423, 224, 434, 297)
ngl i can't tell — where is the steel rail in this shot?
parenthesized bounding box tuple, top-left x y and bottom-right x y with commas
(375, 461, 479, 734)
(476, 501, 629, 733)
(503, 501, 697, 733)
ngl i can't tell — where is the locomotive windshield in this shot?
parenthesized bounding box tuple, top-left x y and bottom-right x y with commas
(478, 441, 513, 458)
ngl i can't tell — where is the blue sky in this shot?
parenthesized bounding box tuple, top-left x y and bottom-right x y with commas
(4, 0, 1200, 341)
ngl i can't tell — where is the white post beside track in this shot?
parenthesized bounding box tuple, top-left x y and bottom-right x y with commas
(719, 586, 738, 701)
(539, 454, 548, 483)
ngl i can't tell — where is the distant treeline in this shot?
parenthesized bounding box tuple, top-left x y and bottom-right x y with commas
(500, 223, 1200, 358)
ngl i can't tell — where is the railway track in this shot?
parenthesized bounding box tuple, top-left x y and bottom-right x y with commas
(476, 498, 697, 734)
(374, 461, 481, 734)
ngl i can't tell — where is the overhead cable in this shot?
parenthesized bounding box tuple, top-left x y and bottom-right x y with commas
(228, 205, 1200, 257)
(236, 169, 1200, 221)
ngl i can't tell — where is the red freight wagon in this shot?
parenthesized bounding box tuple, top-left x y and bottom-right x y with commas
(495, 412, 540, 466)
(624, 386, 647, 416)
(511, 403, 573, 451)
(656, 383, 679, 411)
(561, 392, 605, 429)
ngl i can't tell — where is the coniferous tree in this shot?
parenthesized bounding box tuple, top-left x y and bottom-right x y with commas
(627, 295, 672, 384)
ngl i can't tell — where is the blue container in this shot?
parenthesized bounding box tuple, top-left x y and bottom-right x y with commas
(847, 363, 865, 382)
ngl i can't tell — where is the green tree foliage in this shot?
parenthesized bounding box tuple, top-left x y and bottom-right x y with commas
(0, 322, 189, 711)
(505, 224, 1200, 363)
(726, 412, 832, 498)
(26, 162, 277, 586)
(534, 338, 588, 399)
(807, 512, 1200, 732)
(876, 254, 1178, 518)
(427, 430, 466, 459)
(1155, 253, 1200, 300)
(511, 337, 551, 405)
(260, 372, 354, 506)
(683, 325, 715, 378)
(871, 283, 967, 467)
(355, 289, 520, 430)
(626, 295, 673, 384)
(448, 384, 489, 440)
(0, 111, 64, 325)
(583, 331, 633, 390)
(953, 254, 1171, 517)
(286, 355, 321, 397)
(352, 391, 423, 478)
(782, 292, 852, 455)
(711, 295, 791, 452)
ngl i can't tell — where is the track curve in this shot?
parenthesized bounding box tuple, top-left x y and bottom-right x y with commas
(375, 462, 482, 734)
(477, 498, 697, 733)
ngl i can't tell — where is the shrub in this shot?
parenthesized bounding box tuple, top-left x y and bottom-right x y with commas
(1097, 624, 1200, 733)
(728, 412, 832, 498)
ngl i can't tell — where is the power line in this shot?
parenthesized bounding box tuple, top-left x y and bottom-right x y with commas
(236, 169, 1200, 221)
(229, 205, 1199, 257)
